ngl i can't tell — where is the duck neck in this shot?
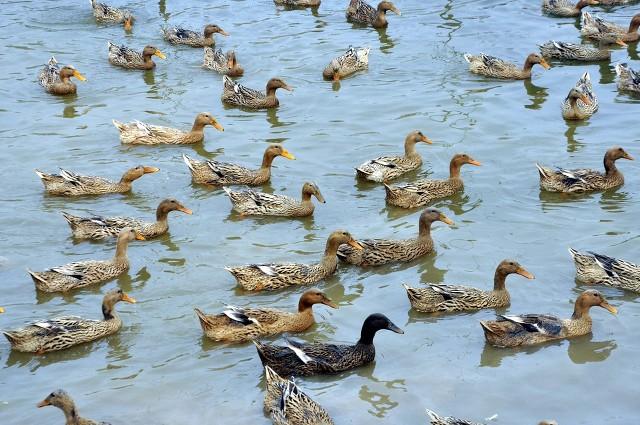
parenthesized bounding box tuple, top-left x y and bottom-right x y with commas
(114, 237, 130, 263)
(522, 58, 535, 73)
(61, 403, 81, 425)
(143, 53, 154, 65)
(320, 238, 341, 271)
(571, 304, 592, 321)
(266, 85, 279, 99)
(493, 269, 508, 290)
(261, 151, 276, 169)
(374, 5, 389, 27)
(156, 206, 170, 223)
(301, 190, 313, 203)
(404, 137, 420, 159)
(604, 156, 618, 176)
(297, 299, 314, 313)
(628, 18, 640, 35)
(418, 219, 434, 239)
(357, 325, 377, 345)
(449, 160, 463, 179)
(102, 301, 118, 321)
(574, 0, 591, 10)
(191, 119, 207, 133)
(59, 73, 71, 84)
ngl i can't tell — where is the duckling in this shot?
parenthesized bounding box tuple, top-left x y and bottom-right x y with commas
(183, 144, 295, 186)
(223, 182, 325, 217)
(569, 248, 640, 293)
(38, 57, 86, 95)
(346, 0, 401, 28)
(274, 0, 321, 6)
(542, 0, 599, 17)
(539, 35, 627, 61)
(536, 146, 633, 193)
(615, 63, 640, 94)
(337, 209, 453, 266)
(222, 75, 292, 109)
(480, 289, 617, 347)
(112, 112, 223, 145)
(226, 230, 362, 291)
(562, 72, 597, 120)
(384, 153, 481, 209)
(356, 130, 432, 182)
(37, 389, 111, 424)
(581, 12, 640, 42)
(28, 228, 144, 293)
(203, 48, 244, 77)
(322, 47, 370, 81)
(107, 42, 166, 70)
(90, 0, 133, 31)
(464, 53, 550, 79)
(162, 24, 228, 47)
(35, 165, 159, 196)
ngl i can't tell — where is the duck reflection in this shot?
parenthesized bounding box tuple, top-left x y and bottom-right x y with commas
(143, 70, 155, 87)
(599, 188, 630, 213)
(354, 368, 405, 417)
(523, 79, 548, 110)
(563, 120, 589, 152)
(376, 28, 395, 53)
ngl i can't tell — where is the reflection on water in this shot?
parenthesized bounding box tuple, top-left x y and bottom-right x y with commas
(143, 70, 156, 88)
(376, 28, 395, 53)
(563, 120, 589, 152)
(523, 79, 548, 110)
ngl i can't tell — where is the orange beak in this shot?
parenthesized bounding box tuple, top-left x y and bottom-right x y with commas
(540, 58, 551, 70)
(516, 267, 535, 280)
(135, 233, 146, 241)
(439, 213, 454, 225)
(600, 301, 617, 315)
(348, 240, 364, 250)
(616, 39, 628, 47)
(211, 119, 224, 131)
(37, 400, 50, 408)
(143, 166, 160, 174)
(178, 206, 193, 215)
(468, 158, 481, 166)
(121, 293, 137, 304)
(322, 298, 338, 308)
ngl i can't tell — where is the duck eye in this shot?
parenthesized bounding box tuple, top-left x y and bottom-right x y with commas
(49, 393, 55, 398)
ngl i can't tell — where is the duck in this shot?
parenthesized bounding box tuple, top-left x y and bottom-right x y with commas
(337, 209, 453, 266)
(38, 57, 86, 95)
(346, 0, 401, 28)
(539, 35, 626, 61)
(223, 182, 325, 217)
(255, 313, 403, 377)
(404, 260, 535, 313)
(203, 48, 244, 76)
(480, 289, 617, 348)
(274, 0, 321, 7)
(355, 130, 432, 182)
(615, 63, 640, 94)
(226, 230, 363, 291)
(536, 146, 633, 193)
(162, 24, 228, 47)
(221, 75, 292, 109)
(464, 53, 550, 79)
(569, 248, 640, 293)
(562, 72, 598, 120)
(194, 289, 336, 343)
(322, 47, 370, 81)
(62, 199, 192, 240)
(182, 144, 295, 186)
(107, 42, 166, 70)
(4, 288, 135, 354)
(112, 112, 223, 145)
(581, 12, 640, 42)
(541, 0, 599, 17)
(90, 0, 133, 31)
(35, 165, 159, 196)
(384, 153, 481, 209)
(425, 409, 482, 425)
(28, 228, 144, 293)
(37, 389, 111, 425)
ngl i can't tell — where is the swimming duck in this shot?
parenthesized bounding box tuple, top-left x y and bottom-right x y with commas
(28, 228, 144, 293)
(90, 0, 133, 30)
(569, 248, 640, 293)
(464, 53, 550, 79)
(581, 12, 640, 42)
(356, 130, 432, 183)
(62, 199, 192, 240)
(226, 230, 362, 291)
(274, 0, 321, 7)
(195, 289, 336, 343)
(35, 165, 159, 196)
(5, 289, 135, 353)
(346, 0, 400, 28)
(162, 24, 228, 47)
(203, 48, 244, 77)
(536, 146, 633, 193)
(562, 72, 598, 120)
(183, 144, 295, 185)
(38, 57, 86, 95)
(615, 63, 640, 94)
(255, 313, 403, 377)
(541, 0, 599, 17)
(480, 289, 617, 348)
(222, 75, 292, 109)
(337, 209, 453, 266)
(223, 182, 325, 217)
(112, 112, 223, 145)
(37, 389, 111, 425)
(322, 47, 370, 81)
(539, 35, 626, 61)
(385, 153, 481, 209)
(404, 260, 535, 313)
(426, 409, 482, 425)
(107, 42, 166, 70)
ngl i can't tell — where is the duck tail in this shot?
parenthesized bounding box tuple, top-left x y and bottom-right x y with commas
(615, 63, 626, 77)
(222, 186, 232, 197)
(264, 365, 282, 385)
(182, 153, 196, 172)
(253, 340, 268, 364)
(111, 119, 126, 132)
(479, 320, 497, 335)
(463, 53, 473, 63)
(60, 211, 80, 227)
(535, 163, 548, 179)
(568, 247, 579, 260)
(34, 169, 47, 180)
(27, 269, 46, 285)
(425, 409, 441, 421)
(3, 331, 17, 345)
(193, 307, 211, 329)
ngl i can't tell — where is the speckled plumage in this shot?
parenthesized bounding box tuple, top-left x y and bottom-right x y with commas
(464, 53, 550, 79)
(426, 409, 482, 425)
(113, 112, 223, 145)
(223, 182, 324, 217)
(203, 48, 244, 76)
(541, 0, 598, 17)
(38, 57, 86, 95)
(274, 0, 321, 7)
(322, 47, 370, 81)
(615, 63, 640, 94)
(581, 12, 640, 42)
(346, 0, 400, 28)
(37, 389, 111, 425)
(107, 42, 165, 70)
(90, 0, 133, 26)
(539, 37, 624, 61)
(569, 248, 640, 293)
(562, 72, 598, 120)
(222, 75, 292, 109)
(162, 24, 228, 47)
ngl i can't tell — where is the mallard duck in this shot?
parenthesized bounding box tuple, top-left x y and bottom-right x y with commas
(541, 0, 599, 17)
(569, 248, 640, 293)
(464, 53, 550, 79)
(38, 57, 86, 95)
(426, 409, 482, 425)
(615, 63, 640, 94)
(581, 12, 640, 42)
(203, 48, 244, 77)
(4, 288, 135, 354)
(480, 289, 617, 348)
(162, 24, 228, 47)
(195, 289, 336, 343)
(62, 199, 192, 240)
(222, 75, 292, 109)
(536, 146, 633, 193)
(255, 313, 403, 377)
(112, 112, 223, 145)
(28, 228, 144, 293)
(404, 260, 535, 313)
(90, 0, 133, 30)
(182, 144, 295, 185)
(562, 72, 598, 120)
(226, 230, 362, 291)
(274, 0, 321, 7)
(107, 42, 166, 70)
(337, 209, 453, 266)
(322, 47, 370, 81)
(37, 389, 111, 425)
(346, 0, 400, 28)
(539, 36, 626, 61)
(355, 130, 432, 182)
(223, 182, 325, 217)
(384, 153, 481, 209)
(35, 165, 159, 196)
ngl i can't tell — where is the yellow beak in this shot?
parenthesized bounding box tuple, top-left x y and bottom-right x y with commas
(281, 149, 295, 160)
(212, 120, 224, 131)
(154, 50, 166, 60)
(348, 240, 364, 250)
(439, 214, 454, 225)
(143, 166, 160, 174)
(540, 58, 551, 70)
(73, 70, 87, 81)
(178, 206, 193, 215)
(135, 232, 146, 241)
(516, 267, 535, 280)
(122, 293, 137, 304)
(600, 302, 617, 315)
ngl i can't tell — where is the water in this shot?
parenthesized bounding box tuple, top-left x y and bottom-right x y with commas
(1, 0, 639, 423)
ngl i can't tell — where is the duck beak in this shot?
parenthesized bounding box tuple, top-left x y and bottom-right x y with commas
(580, 94, 592, 105)
(616, 39, 628, 47)
(36, 400, 50, 408)
(218, 29, 229, 36)
(332, 73, 340, 82)
(73, 70, 87, 81)
(600, 301, 617, 315)
(122, 293, 137, 304)
(124, 18, 133, 31)
(516, 267, 535, 280)
(211, 119, 224, 131)
(322, 298, 338, 309)
(154, 50, 167, 60)
(143, 166, 160, 174)
(135, 232, 146, 241)
(387, 321, 404, 334)
(283, 84, 294, 92)
(468, 159, 481, 166)
(391, 6, 401, 15)
(348, 239, 364, 250)
(623, 152, 634, 161)
(0, 307, 4, 313)
(315, 192, 326, 203)
(541, 58, 551, 70)
(177, 206, 193, 215)
(421, 135, 433, 144)
(439, 213, 454, 226)
(281, 149, 295, 160)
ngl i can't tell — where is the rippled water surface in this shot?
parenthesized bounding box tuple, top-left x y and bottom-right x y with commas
(1, 0, 639, 424)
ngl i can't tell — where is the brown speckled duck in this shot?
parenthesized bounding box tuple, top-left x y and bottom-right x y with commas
(223, 182, 325, 217)
(569, 248, 640, 293)
(203, 49, 244, 77)
(542, 0, 599, 17)
(113, 113, 224, 145)
(581, 12, 640, 43)
(38, 57, 86, 95)
(91, 0, 133, 31)
(274, 0, 321, 7)
(346, 0, 400, 28)
(37, 389, 112, 425)
(222, 75, 292, 109)
(107, 42, 166, 70)
(464, 53, 550, 79)
(162, 24, 228, 47)
(426, 410, 558, 425)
